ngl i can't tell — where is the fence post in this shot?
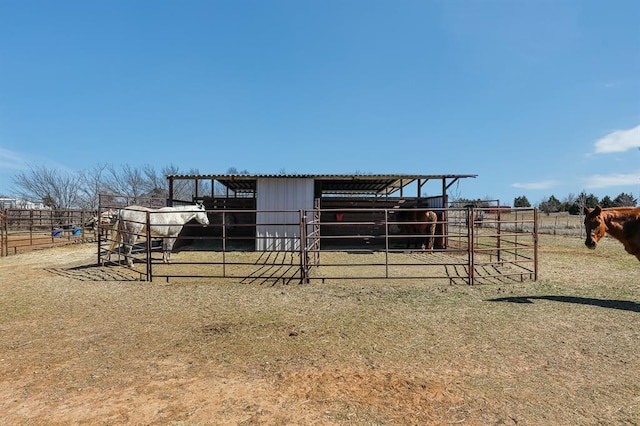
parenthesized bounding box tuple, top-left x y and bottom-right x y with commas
(384, 209, 389, 279)
(222, 211, 227, 277)
(299, 210, 308, 283)
(467, 208, 475, 285)
(534, 208, 539, 281)
(496, 207, 502, 262)
(146, 211, 152, 281)
(1, 210, 6, 257)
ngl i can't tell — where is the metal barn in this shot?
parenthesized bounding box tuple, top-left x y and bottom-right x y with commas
(167, 173, 477, 251)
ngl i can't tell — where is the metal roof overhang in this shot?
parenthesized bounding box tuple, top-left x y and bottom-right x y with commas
(166, 174, 477, 196)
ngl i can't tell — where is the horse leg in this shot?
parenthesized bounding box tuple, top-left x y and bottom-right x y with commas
(162, 240, 170, 263)
(163, 237, 176, 263)
(123, 234, 136, 267)
(426, 224, 435, 251)
(106, 221, 121, 262)
(419, 225, 428, 250)
(162, 244, 169, 263)
(125, 240, 133, 267)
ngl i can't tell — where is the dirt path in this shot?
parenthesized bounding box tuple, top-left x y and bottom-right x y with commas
(1, 240, 639, 425)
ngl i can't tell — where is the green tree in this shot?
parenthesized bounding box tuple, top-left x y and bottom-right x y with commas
(567, 203, 581, 215)
(613, 192, 637, 207)
(600, 195, 614, 208)
(578, 192, 599, 209)
(562, 193, 577, 212)
(538, 195, 562, 214)
(513, 195, 531, 208)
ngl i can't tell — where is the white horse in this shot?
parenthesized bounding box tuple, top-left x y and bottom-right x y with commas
(89, 208, 118, 238)
(108, 204, 209, 267)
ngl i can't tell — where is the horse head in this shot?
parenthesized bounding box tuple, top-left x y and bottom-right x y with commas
(194, 203, 210, 226)
(583, 206, 605, 249)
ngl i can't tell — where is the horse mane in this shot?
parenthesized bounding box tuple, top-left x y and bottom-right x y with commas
(602, 207, 640, 222)
(604, 206, 640, 212)
(162, 204, 203, 210)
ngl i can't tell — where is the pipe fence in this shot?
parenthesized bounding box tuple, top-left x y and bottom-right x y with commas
(97, 206, 538, 285)
(1, 208, 96, 256)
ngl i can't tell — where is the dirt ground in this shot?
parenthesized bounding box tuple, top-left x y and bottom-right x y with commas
(1, 235, 639, 425)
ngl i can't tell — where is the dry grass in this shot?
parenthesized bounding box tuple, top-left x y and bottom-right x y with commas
(0, 234, 639, 425)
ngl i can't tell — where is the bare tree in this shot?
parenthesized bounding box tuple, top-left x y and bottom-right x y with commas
(78, 163, 110, 210)
(143, 164, 169, 195)
(102, 164, 154, 202)
(169, 167, 213, 201)
(11, 165, 85, 209)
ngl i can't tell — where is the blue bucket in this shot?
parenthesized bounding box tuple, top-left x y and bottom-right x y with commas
(52, 228, 62, 237)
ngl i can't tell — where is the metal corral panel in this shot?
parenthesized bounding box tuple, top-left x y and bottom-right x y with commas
(256, 178, 315, 251)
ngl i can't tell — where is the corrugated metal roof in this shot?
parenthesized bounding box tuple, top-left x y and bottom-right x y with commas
(166, 173, 477, 195)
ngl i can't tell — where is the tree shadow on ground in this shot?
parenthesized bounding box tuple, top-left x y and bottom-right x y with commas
(487, 295, 640, 313)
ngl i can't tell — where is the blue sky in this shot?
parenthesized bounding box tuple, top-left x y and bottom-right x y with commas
(0, 0, 638, 205)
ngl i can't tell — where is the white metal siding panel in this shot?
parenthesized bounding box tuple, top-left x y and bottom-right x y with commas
(256, 178, 314, 251)
(426, 197, 444, 209)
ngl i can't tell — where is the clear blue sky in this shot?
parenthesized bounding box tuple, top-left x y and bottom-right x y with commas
(1, 0, 639, 205)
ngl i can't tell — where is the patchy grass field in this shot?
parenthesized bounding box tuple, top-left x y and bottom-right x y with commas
(0, 234, 638, 425)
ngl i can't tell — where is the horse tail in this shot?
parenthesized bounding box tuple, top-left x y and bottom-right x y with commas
(107, 219, 121, 259)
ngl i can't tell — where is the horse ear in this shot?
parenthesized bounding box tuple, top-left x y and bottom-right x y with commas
(594, 205, 602, 215)
(583, 206, 591, 215)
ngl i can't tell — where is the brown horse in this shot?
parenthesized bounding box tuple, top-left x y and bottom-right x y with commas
(583, 206, 640, 261)
(396, 209, 438, 250)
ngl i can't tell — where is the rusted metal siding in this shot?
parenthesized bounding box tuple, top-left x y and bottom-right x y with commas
(256, 178, 314, 251)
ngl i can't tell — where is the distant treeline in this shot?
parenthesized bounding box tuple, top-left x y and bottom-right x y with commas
(455, 191, 637, 214)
